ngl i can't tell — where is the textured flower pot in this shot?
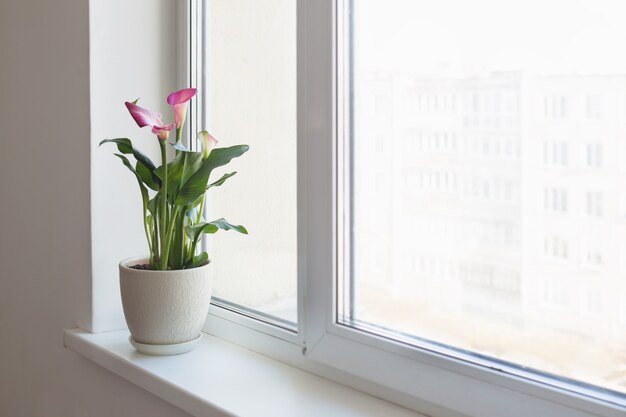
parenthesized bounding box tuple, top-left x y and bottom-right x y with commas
(119, 256, 212, 355)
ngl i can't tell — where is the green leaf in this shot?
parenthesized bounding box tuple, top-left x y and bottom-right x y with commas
(100, 138, 161, 189)
(208, 218, 248, 234)
(155, 150, 204, 203)
(174, 145, 249, 205)
(186, 222, 218, 243)
(113, 153, 148, 213)
(147, 196, 158, 216)
(207, 172, 237, 189)
(186, 205, 200, 222)
(190, 193, 205, 209)
(99, 138, 157, 171)
(184, 252, 209, 269)
(206, 145, 249, 172)
(187, 218, 248, 246)
(136, 161, 160, 191)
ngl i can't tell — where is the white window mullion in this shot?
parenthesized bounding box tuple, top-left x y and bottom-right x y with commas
(298, 0, 337, 353)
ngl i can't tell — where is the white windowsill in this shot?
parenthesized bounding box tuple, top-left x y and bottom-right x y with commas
(63, 328, 424, 417)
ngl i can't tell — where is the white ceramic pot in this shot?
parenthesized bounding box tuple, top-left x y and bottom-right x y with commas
(119, 256, 212, 355)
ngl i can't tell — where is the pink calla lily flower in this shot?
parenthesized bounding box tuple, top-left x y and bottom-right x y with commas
(198, 130, 218, 159)
(167, 88, 197, 129)
(125, 100, 175, 141)
(152, 123, 176, 142)
(125, 101, 163, 128)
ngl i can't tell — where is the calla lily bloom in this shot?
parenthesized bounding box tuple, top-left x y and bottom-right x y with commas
(167, 88, 197, 129)
(125, 100, 175, 141)
(198, 130, 218, 159)
(125, 101, 163, 128)
(152, 123, 176, 141)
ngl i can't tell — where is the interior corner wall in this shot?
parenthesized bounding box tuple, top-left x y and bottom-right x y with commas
(0, 0, 190, 416)
(89, 0, 178, 333)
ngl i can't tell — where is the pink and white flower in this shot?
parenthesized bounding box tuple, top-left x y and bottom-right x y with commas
(198, 130, 218, 159)
(125, 101, 174, 141)
(167, 88, 197, 129)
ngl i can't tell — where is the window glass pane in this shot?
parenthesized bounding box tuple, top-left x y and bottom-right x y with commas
(340, 0, 626, 398)
(204, 0, 296, 326)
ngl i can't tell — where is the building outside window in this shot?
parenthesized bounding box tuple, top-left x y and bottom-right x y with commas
(586, 191, 604, 217)
(543, 187, 568, 212)
(201, 1, 626, 415)
(585, 143, 603, 168)
(542, 141, 568, 166)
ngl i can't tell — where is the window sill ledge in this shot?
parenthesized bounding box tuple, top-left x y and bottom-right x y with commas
(63, 328, 423, 417)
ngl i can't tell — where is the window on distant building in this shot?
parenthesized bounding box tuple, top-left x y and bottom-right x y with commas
(543, 235, 569, 260)
(543, 95, 567, 120)
(586, 191, 604, 217)
(585, 143, 603, 168)
(544, 187, 568, 212)
(543, 141, 568, 166)
(586, 94, 604, 119)
(584, 247, 605, 269)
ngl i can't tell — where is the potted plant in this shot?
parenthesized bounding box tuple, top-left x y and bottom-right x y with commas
(100, 88, 248, 355)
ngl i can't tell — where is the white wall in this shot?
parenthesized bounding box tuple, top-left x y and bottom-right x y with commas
(0, 0, 192, 415)
(89, 0, 179, 333)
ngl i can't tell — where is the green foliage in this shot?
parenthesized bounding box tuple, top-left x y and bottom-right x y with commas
(185, 252, 209, 269)
(147, 196, 158, 216)
(155, 150, 204, 204)
(136, 162, 161, 191)
(113, 153, 149, 212)
(187, 218, 248, 246)
(173, 145, 249, 205)
(100, 138, 156, 170)
(208, 172, 237, 189)
(100, 138, 161, 188)
(102, 137, 249, 270)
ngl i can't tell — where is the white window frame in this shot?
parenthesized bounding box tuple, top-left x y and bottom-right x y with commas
(184, 1, 625, 416)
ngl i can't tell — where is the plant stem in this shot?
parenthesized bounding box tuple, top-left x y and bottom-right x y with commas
(189, 238, 199, 261)
(158, 141, 169, 270)
(152, 213, 159, 267)
(196, 195, 205, 224)
(160, 205, 181, 269)
(169, 207, 186, 269)
(179, 206, 187, 267)
(175, 127, 182, 156)
(142, 210, 152, 262)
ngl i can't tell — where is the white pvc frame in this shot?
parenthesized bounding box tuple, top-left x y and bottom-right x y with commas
(189, 1, 626, 416)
